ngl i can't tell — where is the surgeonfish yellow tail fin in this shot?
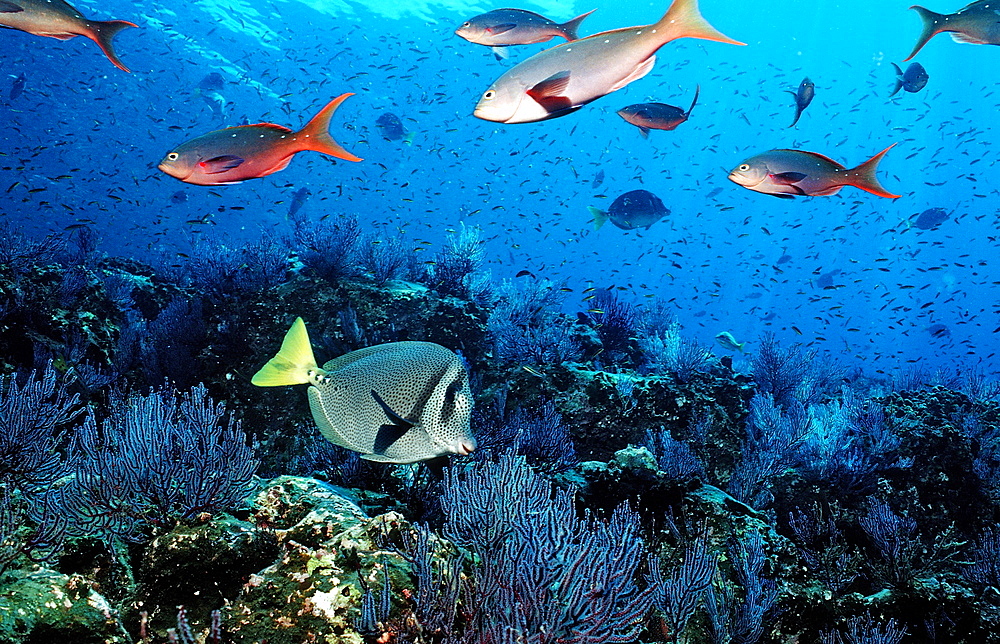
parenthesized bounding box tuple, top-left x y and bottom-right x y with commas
(297, 93, 364, 163)
(86, 19, 138, 73)
(904, 6, 947, 61)
(847, 144, 901, 199)
(251, 317, 319, 387)
(655, 0, 746, 47)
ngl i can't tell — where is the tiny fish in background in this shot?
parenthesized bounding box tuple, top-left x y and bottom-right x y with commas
(905, 1, 1000, 61)
(375, 112, 414, 144)
(617, 85, 699, 138)
(588, 189, 669, 231)
(288, 187, 310, 219)
(787, 77, 814, 128)
(455, 7, 595, 59)
(158, 93, 362, 186)
(728, 145, 900, 199)
(252, 317, 477, 464)
(169, 190, 188, 204)
(592, 169, 605, 189)
(0, 0, 137, 72)
(8, 72, 25, 100)
(890, 62, 929, 96)
(715, 331, 745, 352)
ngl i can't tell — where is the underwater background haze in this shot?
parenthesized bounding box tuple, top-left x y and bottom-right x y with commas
(3, 0, 998, 375)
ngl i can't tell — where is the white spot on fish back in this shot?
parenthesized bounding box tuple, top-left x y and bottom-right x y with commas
(604, 39, 610, 43)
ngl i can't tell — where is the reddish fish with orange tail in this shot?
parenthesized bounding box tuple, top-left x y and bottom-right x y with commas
(0, 0, 136, 72)
(158, 94, 362, 186)
(727, 145, 901, 199)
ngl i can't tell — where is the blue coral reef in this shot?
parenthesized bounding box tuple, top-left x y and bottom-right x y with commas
(1, 221, 999, 644)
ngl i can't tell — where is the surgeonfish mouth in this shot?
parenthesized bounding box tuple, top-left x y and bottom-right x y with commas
(251, 317, 476, 464)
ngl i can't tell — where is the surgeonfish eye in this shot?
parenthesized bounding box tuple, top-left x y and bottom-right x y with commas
(167, 152, 179, 161)
(461, 21, 470, 28)
(483, 90, 496, 100)
(738, 163, 750, 172)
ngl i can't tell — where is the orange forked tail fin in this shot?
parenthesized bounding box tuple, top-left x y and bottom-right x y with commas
(560, 9, 596, 41)
(297, 93, 363, 162)
(904, 6, 948, 61)
(654, 0, 745, 47)
(85, 20, 137, 73)
(847, 144, 901, 199)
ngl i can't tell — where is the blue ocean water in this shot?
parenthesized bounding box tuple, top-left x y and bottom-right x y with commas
(1, 0, 997, 376)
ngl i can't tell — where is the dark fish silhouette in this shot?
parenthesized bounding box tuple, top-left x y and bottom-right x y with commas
(592, 169, 604, 189)
(456, 8, 595, 60)
(890, 62, 929, 96)
(375, 112, 413, 144)
(0, 0, 137, 72)
(196, 72, 226, 92)
(728, 146, 900, 199)
(169, 190, 188, 204)
(588, 189, 669, 230)
(288, 187, 310, 219)
(905, 1, 1000, 61)
(788, 77, 814, 128)
(617, 85, 699, 138)
(8, 72, 25, 100)
(911, 207, 949, 230)
(927, 323, 950, 339)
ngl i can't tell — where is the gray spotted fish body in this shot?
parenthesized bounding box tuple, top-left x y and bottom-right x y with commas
(252, 318, 475, 464)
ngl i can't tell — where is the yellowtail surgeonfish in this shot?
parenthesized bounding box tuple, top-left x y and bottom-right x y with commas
(252, 318, 476, 464)
(473, 0, 744, 123)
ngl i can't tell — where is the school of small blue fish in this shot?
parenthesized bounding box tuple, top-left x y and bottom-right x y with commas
(3, 0, 999, 409)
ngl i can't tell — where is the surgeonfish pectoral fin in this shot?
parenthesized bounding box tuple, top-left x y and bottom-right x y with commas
(560, 8, 596, 41)
(588, 206, 609, 230)
(370, 389, 417, 455)
(904, 6, 947, 61)
(655, 0, 745, 47)
(848, 144, 901, 199)
(86, 19, 138, 73)
(251, 317, 319, 386)
(0, 2, 24, 13)
(370, 390, 415, 429)
(491, 46, 509, 61)
(297, 93, 363, 162)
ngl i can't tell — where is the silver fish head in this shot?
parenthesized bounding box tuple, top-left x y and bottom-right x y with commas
(474, 76, 549, 124)
(455, 20, 490, 45)
(728, 159, 767, 189)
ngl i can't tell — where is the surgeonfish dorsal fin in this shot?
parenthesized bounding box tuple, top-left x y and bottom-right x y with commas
(251, 317, 319, 386)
